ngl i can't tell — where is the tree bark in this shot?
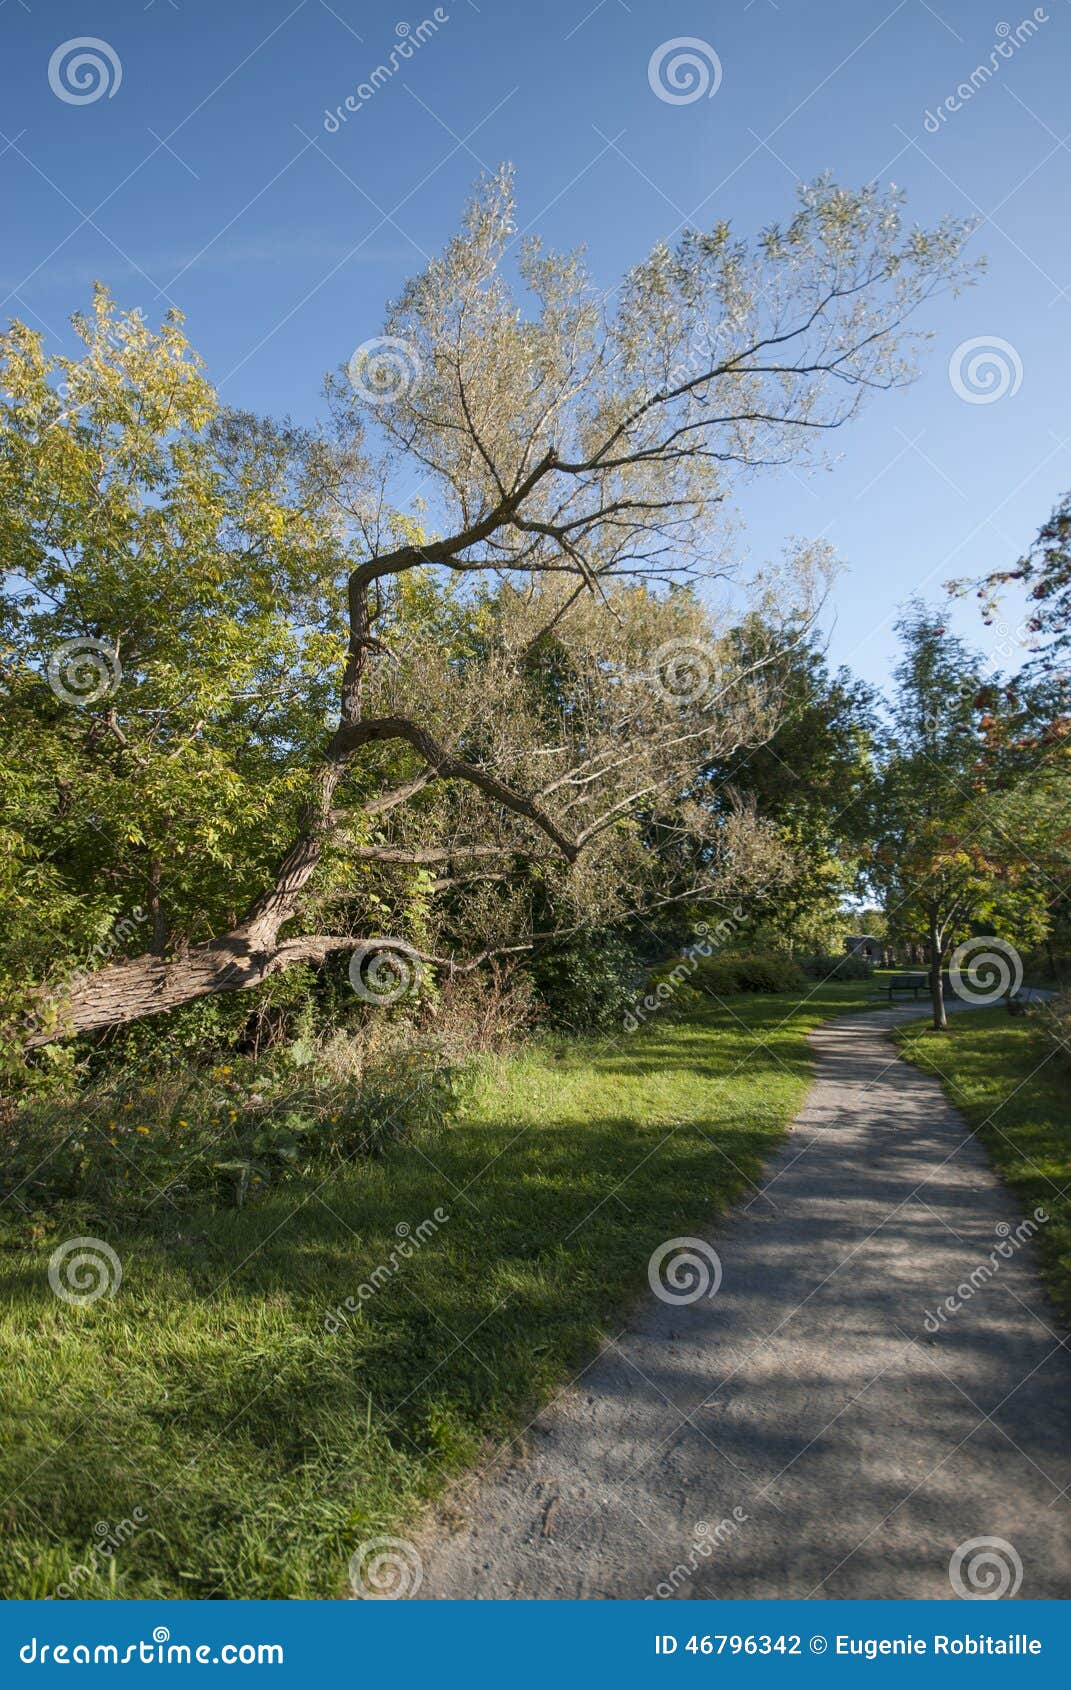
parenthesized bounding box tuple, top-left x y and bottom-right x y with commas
(19, 926, 374, 1048)
(928, 908, 947, 1031)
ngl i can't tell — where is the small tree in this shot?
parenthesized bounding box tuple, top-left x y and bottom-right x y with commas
(871, 608, 1051, 1028)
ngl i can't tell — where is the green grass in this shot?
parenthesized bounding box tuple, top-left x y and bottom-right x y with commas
(0, 981, 865, 1599)
(896, 1008, 1071, 1320)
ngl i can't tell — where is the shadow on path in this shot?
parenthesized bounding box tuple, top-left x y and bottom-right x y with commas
(415, 1003, 1071, 1600)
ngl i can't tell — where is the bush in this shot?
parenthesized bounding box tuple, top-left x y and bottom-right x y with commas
(527, 932, 642, 1032)
(431, 961, 541, 1054)
(74, 966, 325, 1081)
(693, 956, 752, 995)
(710, 953, 806, 994)
(799, 953, 873, 982)
(0, 1035, 457, 1241)
(650, 951, 806, 998)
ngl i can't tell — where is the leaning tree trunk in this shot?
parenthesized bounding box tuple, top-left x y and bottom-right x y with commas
(18, 919, 376, 1048)
(14, 552, 588, 1052)
(22, 932, 274, 1046)
(19, 759, 349, 1047)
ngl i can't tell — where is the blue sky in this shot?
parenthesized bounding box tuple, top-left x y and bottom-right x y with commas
(3, 0, 1068, 690)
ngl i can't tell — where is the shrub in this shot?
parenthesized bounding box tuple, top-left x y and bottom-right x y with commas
(714, 953, 806, 994)
(76, 967, 325, 1080)
(650, 951, 806, 998)
(431, 960, 542, 1054)
(690, 956, 745, 995)
(0, 1035, 457, 1240)
(527, 932, 643, 1032)
(799, 954, 873, 982)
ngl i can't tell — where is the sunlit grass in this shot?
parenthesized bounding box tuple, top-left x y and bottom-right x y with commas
(896, 1007, 1071, 1320)
(0, 982, 866, 1599)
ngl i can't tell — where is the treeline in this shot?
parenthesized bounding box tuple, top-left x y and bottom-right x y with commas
(2, 167, 1066, 1091)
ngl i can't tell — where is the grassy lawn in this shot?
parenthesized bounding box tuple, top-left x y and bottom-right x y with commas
(895, 1008, 1071, 1321)
(0, 981, 864, 1599)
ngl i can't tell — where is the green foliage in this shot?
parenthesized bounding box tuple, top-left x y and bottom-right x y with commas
(869, 605, 1058, 1026)
(0, 290, 352, 1017)
(652, 951, 807, 996)
(86, 965, 328, 1076)
(799, 953, 874, 981)
(0, 1039, 456, 1240)
(526, 932, 642, 1032)
(705, 617, 878, 951)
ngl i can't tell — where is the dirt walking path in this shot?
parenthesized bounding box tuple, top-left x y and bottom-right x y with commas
(416, 1003, 1071, 1600)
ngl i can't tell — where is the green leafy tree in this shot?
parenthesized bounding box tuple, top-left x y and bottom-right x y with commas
(1, 171, 972, 1052)
(870, 608, 1053, 1028)
(705, 611, 878, 953)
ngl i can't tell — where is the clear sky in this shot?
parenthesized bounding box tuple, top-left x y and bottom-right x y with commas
(3, 0, 1068, 690)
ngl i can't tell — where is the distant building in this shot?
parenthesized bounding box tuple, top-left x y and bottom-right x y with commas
(844, 934, 882, 966)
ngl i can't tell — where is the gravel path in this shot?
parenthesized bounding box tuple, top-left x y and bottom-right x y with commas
(416, 1001, 1071, 1600)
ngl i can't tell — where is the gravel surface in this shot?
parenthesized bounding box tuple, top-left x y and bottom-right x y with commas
(416, 1002, 1071, 1600)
